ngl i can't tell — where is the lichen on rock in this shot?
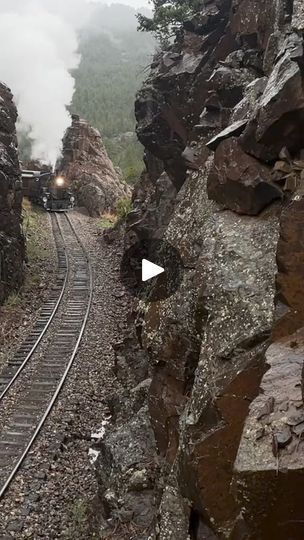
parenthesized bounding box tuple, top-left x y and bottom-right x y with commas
(97, 0, 304, 538)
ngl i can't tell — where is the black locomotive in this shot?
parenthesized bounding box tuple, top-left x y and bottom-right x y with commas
(22, 170, 75, 211)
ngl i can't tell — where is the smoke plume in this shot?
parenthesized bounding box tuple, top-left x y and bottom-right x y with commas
(0, 0, 87, 164)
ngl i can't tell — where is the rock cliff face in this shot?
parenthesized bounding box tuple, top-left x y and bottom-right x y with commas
(59, 115, 131, 216)
(97, 1, 304, 539)
(0, 82, 24, 304)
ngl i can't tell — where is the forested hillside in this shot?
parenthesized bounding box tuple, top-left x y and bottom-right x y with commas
(71, 3, 155, 183)
(18, 3, 155, 184)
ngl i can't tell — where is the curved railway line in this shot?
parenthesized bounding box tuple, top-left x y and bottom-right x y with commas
(0, 212, 93, 499)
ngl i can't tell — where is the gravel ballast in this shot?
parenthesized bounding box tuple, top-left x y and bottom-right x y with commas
(0, 209, 129, 539)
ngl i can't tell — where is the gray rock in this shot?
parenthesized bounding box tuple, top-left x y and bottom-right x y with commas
(58, 116, 131, 216)
(96, 406, 158, 532)
(241, 38, 304, 161)
(158, 479, 189, 540)
(7, 520, 24, 533)
(206, 119, 248, 151)
(141, 154, 279, 535)
(231, 77, 268, 123)
(292, 0, 304, 31)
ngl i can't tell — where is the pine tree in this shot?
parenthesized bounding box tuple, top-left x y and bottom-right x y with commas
(137, 0, 203, 42)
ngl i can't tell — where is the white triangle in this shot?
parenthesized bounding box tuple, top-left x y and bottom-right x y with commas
(142, 259, 164, 282)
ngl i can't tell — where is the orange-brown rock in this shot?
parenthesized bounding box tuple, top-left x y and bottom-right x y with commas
(234, 329, 304, 540)
(274, 194, 304, 339)
(59, 116, 131, 216)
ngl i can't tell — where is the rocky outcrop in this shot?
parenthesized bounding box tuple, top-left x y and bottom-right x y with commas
(59, 115, 131, 216)
(234, 329, 304, 540)
(97, 1, 304, 538)
(0, 82, 24, 304)
(207, 137, 282, 214)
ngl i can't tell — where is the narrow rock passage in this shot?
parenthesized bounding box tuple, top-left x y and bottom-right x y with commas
(0, 210, 128, 539)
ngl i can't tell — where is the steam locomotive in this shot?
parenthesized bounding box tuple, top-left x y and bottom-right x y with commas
(22, 170, 75, 211)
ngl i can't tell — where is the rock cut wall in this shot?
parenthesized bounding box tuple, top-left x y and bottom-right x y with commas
(0, 82, 24, 305)
(96, 1, 304, 539)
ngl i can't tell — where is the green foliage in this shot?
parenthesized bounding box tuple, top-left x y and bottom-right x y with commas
(116, 196, 132, 220)
(98, 213, 117, 229)
(71, 22, 154, 182)
(4, 292, 22, 309)
(23, 199, 51, 263)
(104, 135, 144, 184)
(65, 499, 90, 538)
(17, 6, 154, 184)
(137, 0, 203, 42)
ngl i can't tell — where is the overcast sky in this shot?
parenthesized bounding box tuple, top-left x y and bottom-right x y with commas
(90, 0, 150, 7)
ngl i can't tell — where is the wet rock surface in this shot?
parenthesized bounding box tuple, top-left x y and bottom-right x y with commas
(99, 0, 304, 538)
(59, 115, 131, 216)
(235, 329, 304, 540)
(207, 137, 282, 215)
(0, 82, 24, 304)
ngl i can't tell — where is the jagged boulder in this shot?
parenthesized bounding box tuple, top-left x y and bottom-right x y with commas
(0, 82, 24, 304)
(135, 0, 234, 190)
(128, 172, 177, 240)
(96, 406, 158, 536)
(59, 116, 131, 216)
(234, 329, 304, 540)
(207, 137, 282, 215)
(241, 34, 304, 161)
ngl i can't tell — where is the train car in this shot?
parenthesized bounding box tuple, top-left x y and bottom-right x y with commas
(21, 170, 75, 211)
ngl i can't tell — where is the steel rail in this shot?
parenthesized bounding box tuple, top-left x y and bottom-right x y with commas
(0, 213, 69, 402)
(0, 212, 93, 500)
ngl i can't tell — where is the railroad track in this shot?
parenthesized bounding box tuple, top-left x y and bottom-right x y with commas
(0, 212, 92, 499)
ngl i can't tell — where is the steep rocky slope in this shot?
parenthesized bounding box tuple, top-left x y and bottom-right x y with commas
(96, 1, 304, 539)
(0, 82, 24, 304)
(59, 115, 131, 216)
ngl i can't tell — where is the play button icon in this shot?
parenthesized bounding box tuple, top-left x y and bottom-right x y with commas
(120, 239, 184, 301)
(142, 259, 164, 282)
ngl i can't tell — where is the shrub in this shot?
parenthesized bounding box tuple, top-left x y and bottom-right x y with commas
(99, 212, 117, 229)
(116, 197, 132, 220)
(137, 0, 203, 43)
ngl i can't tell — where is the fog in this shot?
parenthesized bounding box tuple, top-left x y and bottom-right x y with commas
(0, 0, 146, 164)
(0, 0, 150, 163)
(0, 1, 87, 163)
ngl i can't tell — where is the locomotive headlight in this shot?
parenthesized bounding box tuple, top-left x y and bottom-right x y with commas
(42, 196, 48, 203)
(55, 176, 65, 187)
(70, 196, 75, 202)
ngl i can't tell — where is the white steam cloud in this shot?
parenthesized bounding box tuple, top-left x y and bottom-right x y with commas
(0, 0, 86, 164)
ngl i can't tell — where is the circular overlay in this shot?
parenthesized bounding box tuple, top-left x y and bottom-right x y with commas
(120, 239, 184, 302)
